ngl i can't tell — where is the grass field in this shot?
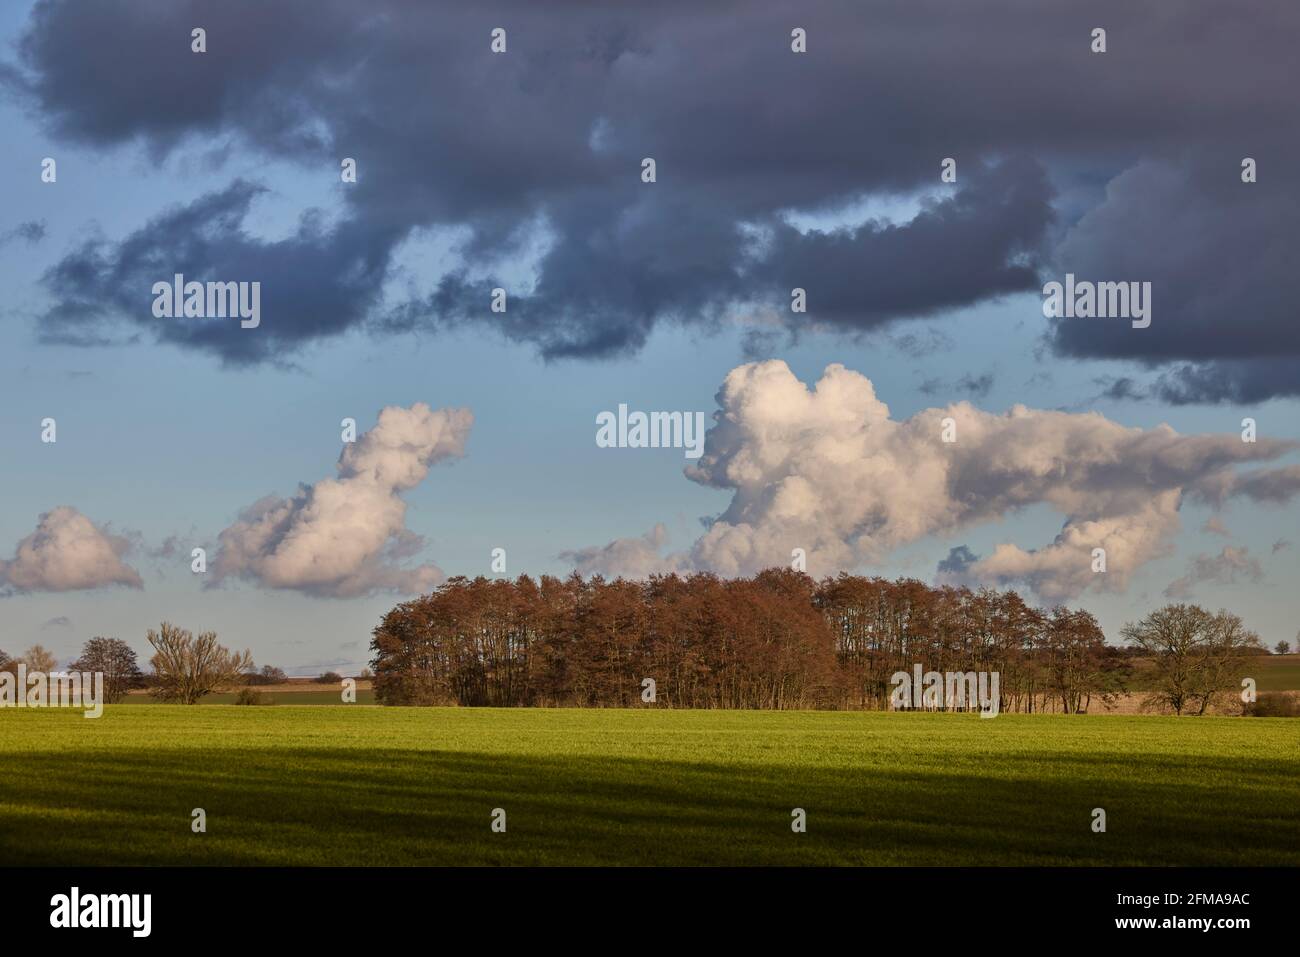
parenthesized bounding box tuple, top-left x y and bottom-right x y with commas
(1244, 654, 1300, 691)
(108, 655, 1300, 707)
(2, 706, 1297, 866)
(1128, 654, 1300, 693)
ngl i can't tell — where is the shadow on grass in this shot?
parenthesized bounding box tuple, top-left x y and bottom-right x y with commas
(2, 745, 1297, 865)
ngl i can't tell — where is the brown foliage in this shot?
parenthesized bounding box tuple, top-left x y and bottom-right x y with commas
(371, 570, 1134, 711)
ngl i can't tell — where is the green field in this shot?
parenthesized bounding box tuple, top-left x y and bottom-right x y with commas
(2, 706, 1297, 866)
(1128, 654, 1300, 693)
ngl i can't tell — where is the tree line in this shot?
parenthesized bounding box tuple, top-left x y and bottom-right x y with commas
(369, 570, 1267, 714)
(3, 628, 258, 704)
(1, 628, 368, 705)
(0, 571, 1273, 713)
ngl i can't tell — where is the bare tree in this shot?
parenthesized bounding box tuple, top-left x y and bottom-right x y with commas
(20, 644, 58, 673)
(1122, 605, 1261, 715)
(1189, 610, 1262, 715)
(260, 665, 287, 684)
(147, 623, 253, 704)
(241, 664, 288, 686)
(1275, 640, 1292, 655)
(69, 637, 143, 704)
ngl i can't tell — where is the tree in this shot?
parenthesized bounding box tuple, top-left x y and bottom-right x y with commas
(69, 637, 142, 704)
(1275, 640, 1292, 655)
(20, 644, 58, 673)
(315, 671, 343, 684)
(1122, 605, 1261, 715)
(1188, 610, 1263, 715)
(147, 622, 254, 704)
(1040, 607, 1120, 713)
(367, 571, 1257, 714)
(242, 664, 287, 686)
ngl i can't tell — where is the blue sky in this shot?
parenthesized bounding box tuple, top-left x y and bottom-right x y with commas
(2, 1, 1297, 672)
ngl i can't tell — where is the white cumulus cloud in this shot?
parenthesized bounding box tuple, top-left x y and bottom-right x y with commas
(568, 360, 1300, 600)
(0, 506, 143, 594)
(211, 403, 472, 597)
(560, 523, 689, 579)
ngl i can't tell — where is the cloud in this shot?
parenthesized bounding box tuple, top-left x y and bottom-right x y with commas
(37, 181, 394, 366)
(889, 330, 953, 359)
(1091, 376, 1146, 403)
(1164, 546, 1265, 599)
(937, 545, 979, 576)
(287, 658, 357, 676)
(40, 616, 74, 631)
(921, 371, 994, 400)
(211, 403, 472, 597)
(1189, 464, 1300, 507)
(1046, 157, 1300, 403)
(569, 360, 1300, 600)
(559, 523, 686, 579)
(1201, 516, 1230, 537)
(0, 506, 143, 594)
(0, 220, 46, 247)
(11, 0, 1295, 392)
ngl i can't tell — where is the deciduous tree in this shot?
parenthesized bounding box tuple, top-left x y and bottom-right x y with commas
(69, 637, 142, 704)
(1122, 605, 1261, 715)
(147, 623, 253, 705)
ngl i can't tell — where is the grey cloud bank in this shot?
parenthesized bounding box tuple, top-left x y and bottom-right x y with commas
(5, 1, 1296, 399)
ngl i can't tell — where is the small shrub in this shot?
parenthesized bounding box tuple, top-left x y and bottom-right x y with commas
(315, 671, 343, 684)
(234, 687, 272, 706)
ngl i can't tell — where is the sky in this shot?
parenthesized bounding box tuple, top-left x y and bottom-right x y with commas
(1, 0, 1297, 674)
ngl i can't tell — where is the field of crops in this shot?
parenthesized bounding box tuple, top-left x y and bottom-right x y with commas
(1, 706, 1296, 866)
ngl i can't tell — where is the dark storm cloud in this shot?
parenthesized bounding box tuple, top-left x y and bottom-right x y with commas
(8, 0, 1299, 389)
(1151, 360, 1300, 406)
(1045, 155, 1300, 402)
(764, 158, 1052, 327)
(37, 181, 398, 364)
